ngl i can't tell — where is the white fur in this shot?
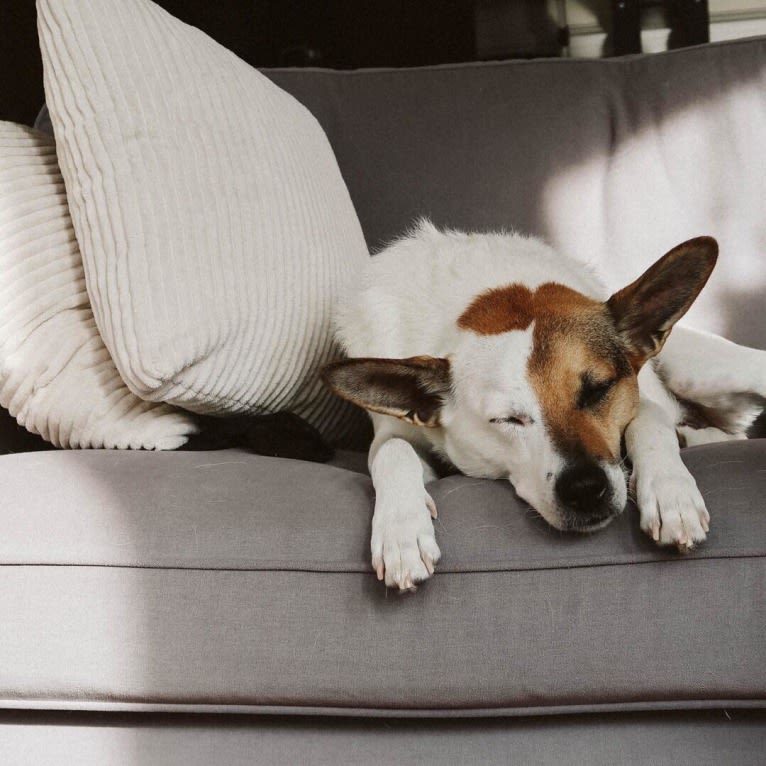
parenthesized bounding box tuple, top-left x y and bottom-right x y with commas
(625, 364, 709, 548)
(335, 222, 765, 588)
(335, 221, 599, 361)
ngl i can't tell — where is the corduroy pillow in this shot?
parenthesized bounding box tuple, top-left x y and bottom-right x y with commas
(0, 122, 196, 449)
(37, 0, 368, 443)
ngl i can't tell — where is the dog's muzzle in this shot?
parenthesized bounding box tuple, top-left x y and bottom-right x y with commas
(555, 462, 616, 530)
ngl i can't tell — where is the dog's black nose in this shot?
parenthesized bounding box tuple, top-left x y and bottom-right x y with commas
(555, 463, 609, 517)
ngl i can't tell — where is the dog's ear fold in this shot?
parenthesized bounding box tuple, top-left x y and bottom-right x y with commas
(321, 356, 451, 427)
(607, 237, 717, 370)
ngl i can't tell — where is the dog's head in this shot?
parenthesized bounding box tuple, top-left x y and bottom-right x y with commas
(322, 238, 717, 532)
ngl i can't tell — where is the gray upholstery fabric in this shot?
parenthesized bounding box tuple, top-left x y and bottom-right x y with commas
(267, 45, 762, 257)
(267, 38, 766, 349)
(13, 35, 766, 740)
(3, 711, 766, 766)
(0, 441, 763, 714)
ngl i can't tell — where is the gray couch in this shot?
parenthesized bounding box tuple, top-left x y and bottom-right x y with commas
(3, 38, 766, 764)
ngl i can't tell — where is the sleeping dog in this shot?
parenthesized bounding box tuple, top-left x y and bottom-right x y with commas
(322, 221, 766, 590)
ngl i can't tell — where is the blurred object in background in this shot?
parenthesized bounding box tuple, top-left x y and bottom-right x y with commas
(3, 0, 766, 124)
(567, 0, 766, 58)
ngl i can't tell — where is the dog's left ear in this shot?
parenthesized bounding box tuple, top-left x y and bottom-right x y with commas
(321, 355, 451, 427)
(607, 236, 718, 369)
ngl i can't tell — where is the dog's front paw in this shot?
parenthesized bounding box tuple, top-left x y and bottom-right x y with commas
(371, 490, 441, 591)
(633, 468, 709, 552)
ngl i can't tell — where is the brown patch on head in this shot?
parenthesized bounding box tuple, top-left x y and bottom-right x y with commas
(458, 282, 602, 335)
(459, 281, 638, 463)
(458, 284, 536, 334)
(527, 305, 638, 463)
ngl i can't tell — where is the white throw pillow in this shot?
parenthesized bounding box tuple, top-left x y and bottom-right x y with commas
(0, 122, 196, 449)
(37, 0, 369, 443)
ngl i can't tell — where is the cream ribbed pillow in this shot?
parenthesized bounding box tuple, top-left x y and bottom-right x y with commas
(0, 122, 196, 449)
(37, 0, 368, 442)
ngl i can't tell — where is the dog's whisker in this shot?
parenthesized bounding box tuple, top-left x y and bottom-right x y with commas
(436, 480, 488, 501)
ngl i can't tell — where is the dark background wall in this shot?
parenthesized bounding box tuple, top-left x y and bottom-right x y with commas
(1, 0, 483, 125)
(1, 0, 45, 125)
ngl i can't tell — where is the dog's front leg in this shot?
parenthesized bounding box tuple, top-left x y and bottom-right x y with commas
(368, 417, 441, 590)
(625, 366, 709, 552)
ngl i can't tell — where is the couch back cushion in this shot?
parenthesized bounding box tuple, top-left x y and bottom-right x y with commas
(267, 39, 766, 348)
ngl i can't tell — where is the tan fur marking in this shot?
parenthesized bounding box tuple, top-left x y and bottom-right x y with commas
(458, 282, 638, 462)
(458, 284, 536, 334)
(531, 283, 603, 319)
(527, 309, 638, 463)
(458, 282, 601, 335)
(459, 281, 639, 464)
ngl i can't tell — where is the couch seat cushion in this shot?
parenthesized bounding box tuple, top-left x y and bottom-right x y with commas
(0, 441, 764, 715)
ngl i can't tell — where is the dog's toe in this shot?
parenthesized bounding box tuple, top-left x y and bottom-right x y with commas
(371, 499, 441, 591)
(658, 508, 706, 551)
(381, 544, 431, 590)
(639, 509, 661, 542)
(636, 470, 709, 551)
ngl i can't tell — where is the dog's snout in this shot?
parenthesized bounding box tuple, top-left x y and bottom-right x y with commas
(555, 463, 609, 516)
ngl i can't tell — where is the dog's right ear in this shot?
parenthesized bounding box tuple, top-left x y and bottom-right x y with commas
(321, 356, 451, 427)
(607, 236, 718, 370)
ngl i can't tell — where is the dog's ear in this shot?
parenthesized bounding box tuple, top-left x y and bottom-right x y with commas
(606, 237, 717, 370)
(321, 356, 451, 427)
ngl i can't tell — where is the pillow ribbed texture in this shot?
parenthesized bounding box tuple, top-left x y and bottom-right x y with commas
(37, 0, 368, 443)
(0, 122, 196, 449)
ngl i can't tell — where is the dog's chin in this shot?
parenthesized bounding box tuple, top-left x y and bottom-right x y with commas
(515, 479, 626, 534)
(537, 503, 625, 534)
(565, 513, 618, 534)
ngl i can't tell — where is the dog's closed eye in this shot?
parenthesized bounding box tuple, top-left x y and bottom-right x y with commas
(578, 376, 617, 410)
(489, 413, 534, 427)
